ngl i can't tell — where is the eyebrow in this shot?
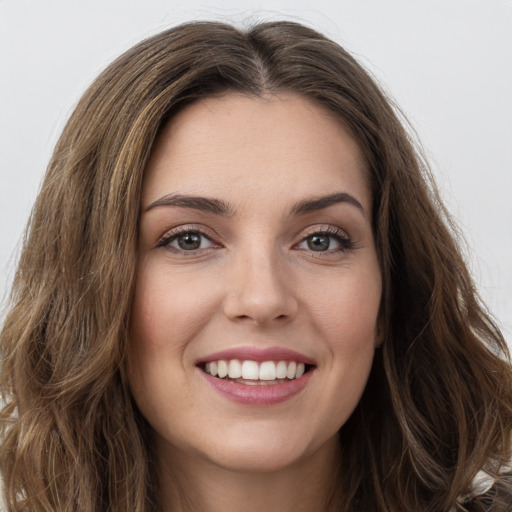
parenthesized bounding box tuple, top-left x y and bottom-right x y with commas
(145, 191, 365, 217)
(289, 192, 365, 216)
(145, 194, 236, 216)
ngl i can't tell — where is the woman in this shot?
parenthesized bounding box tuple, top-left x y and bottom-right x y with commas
(1, 20, 511, 512)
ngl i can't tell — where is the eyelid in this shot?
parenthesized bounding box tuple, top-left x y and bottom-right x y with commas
(156, 224, 221, 251)
(295, 224, 351, 243)
(154, 223, 354, 255)
(294, 224, 354, 253)
(298, 224, 349, 239)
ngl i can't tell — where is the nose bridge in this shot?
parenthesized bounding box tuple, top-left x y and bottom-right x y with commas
(223, 236, 298, 324)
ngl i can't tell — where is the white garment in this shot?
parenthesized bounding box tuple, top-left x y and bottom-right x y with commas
(450, 461, 512, 511)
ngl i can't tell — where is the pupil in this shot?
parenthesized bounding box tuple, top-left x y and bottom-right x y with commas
(308, 235, 329, 251)
(178, 232, 201, 250)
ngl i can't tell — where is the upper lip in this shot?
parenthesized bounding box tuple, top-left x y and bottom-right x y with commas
(196, 346, 316, 366)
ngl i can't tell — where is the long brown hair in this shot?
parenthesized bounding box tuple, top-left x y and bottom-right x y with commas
(1, 20, 511, 512)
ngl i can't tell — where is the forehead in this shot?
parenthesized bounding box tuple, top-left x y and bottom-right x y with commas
(142, 93, 370, 214)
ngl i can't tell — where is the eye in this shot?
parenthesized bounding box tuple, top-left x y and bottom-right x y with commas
(296, 228, 353, 253)
(303, 234, 332, 252)
(157, 228, 217, 253)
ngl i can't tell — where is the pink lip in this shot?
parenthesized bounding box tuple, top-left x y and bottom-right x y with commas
(196, 346, 316, 406)
(196, 346, 315, 365)
(199, 368, 314, 406)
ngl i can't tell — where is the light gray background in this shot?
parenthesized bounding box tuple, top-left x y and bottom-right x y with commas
(1, 0, 511, 341)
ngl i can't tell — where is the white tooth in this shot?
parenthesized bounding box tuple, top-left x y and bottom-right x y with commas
(286, 361, 297, 379)
(259, 361, 277, 381)
(209, 361, 218, 377)
(276, 361, 288, 379)
(228, 360, 242, 379)
(205, 362, 210, 373)
(295, 363, 305, 378)
(217, 360, 228, 378)
(241, 360, 259, 380)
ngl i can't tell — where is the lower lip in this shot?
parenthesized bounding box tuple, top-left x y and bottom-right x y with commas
(200, 369, 314, 406)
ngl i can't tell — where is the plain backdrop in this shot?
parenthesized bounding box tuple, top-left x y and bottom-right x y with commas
(0, 0, 511, 342)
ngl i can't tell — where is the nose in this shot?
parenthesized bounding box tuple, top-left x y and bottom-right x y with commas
(222, 244, 299, 326)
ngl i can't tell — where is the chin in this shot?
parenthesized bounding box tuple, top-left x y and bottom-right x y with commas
(188, 421, 340, 476)
(212, 442, 306, 474)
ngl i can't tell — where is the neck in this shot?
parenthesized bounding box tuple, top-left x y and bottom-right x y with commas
(157, 437, 342, 512)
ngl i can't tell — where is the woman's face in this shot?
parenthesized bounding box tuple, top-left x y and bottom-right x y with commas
(128, 93, 382, 474)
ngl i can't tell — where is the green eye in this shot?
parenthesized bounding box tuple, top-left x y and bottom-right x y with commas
(158, 229, 216, 253)
(297, 228, 354, 254)
(306, 234, 330, 251)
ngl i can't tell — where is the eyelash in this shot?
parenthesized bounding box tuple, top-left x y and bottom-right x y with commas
(297, 226, 355, 255)
(157, 225, 218, 255)
(156, 225, 354, 256)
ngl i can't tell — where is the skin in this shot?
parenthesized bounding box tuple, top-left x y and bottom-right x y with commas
(128, 92, 383, 512)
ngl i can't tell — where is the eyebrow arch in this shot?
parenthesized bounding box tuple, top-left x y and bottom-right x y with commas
(289, 192, 365, 216)
(145, 194, 235, 216)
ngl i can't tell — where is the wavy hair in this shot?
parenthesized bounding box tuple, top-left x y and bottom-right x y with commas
(1, 20, 511, 512)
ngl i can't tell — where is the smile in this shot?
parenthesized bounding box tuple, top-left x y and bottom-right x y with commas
(203, 359, 308, 383)
(197, 348, 316, 405)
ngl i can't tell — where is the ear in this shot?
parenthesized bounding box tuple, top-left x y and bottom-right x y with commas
(374, 315, 385, 348)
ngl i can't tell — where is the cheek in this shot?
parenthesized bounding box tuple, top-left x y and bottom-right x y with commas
(127, 264, 211, 410)
(304, 266, 381, 406)
(129, 261, 220, 354)
(309, 268, 382, 346)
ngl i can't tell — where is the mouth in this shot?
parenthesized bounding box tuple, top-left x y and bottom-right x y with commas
(199, 359, 315, 385)
(196, 347, 316, 404)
